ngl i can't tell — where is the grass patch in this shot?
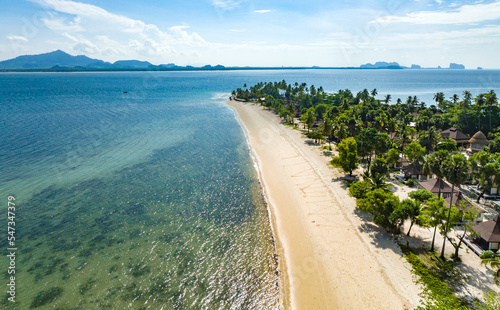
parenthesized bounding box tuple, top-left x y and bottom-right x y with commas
(401, 246, 469, 310)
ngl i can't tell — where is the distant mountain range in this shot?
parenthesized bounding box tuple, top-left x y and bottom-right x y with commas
(359, 61, 466, 70)
(0, 50, 156, 70)
(0, 50, 469, 71)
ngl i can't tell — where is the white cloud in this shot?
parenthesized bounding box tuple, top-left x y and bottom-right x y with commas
(210, 0, 245, 10)
(28, 0, 208, 63)
(41, 15, 84, 32)
(7, 35, 29, 42)
(254, 10, 271, 13)
(385, 25, 500, 46)
(374, 1, 500, 24)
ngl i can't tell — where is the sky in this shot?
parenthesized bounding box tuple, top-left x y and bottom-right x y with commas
(1, 0, 500, 68)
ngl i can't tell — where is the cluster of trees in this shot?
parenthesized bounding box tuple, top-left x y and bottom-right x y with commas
(233, 81, 500, 259)
(233, 81, 500, 140)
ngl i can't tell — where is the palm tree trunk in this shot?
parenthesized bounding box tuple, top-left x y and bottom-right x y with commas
(407, 221, 414, 236)
(490, 105, 493, 131)
(454, 226, 467, 259)
(440, 183, 455, 259)
(431, 225, 437, 252)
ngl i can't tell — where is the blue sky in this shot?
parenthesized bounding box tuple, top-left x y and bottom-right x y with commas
(1, 0, 500, 67)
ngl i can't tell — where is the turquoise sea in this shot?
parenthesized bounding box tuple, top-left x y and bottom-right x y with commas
(1, 69, 499, 309)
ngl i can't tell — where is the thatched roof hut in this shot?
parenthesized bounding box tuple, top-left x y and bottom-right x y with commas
(469, 131, 489, 153)
(469, 131, 489, 145)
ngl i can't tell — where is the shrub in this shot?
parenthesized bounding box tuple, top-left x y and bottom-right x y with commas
(480, 250, 495, 259)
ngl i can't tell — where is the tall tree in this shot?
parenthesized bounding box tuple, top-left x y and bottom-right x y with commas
(385, 148, 400, 169)
(418, 126, 440, 153)
(321, 117, 334, 142)
(470, 151, 500, 202)
(419, 196, 447, 252)
(434, 92, 445, 110)
(404, 141, 426, 163)
(303, 107, 316, 132)
(385, 94, 391, 104)
(486, 90, 498, 131)
(330, 137, 358, 176)
(404, 190, 434, 236)
(475, 94, 485, 131)
(440, 153, 470, 259)
(357, 189, 402, 234)
(357, 128, 378, 169)
(422, 150, 450, 199)
(448, 206, 479, 259)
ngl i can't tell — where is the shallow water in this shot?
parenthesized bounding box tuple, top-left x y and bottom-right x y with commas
(0, 72, 279, 309)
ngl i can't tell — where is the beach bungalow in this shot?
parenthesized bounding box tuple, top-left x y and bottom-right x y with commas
(444, 192, 485, 222)
(468, 131, 489, 154)
(417, 178, 461, 199)
(439, 127, 470, 148)
(402, 160, 426, 181)
(473, 216, 500, 251)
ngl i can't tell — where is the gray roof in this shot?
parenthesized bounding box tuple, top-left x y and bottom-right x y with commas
(440, 127, 470, 143)
(418, 178, 461, 194)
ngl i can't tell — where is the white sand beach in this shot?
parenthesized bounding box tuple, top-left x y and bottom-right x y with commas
(227, 100, 422, 309)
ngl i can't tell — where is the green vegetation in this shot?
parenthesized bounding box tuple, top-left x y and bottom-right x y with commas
(234, 81, 500, 296)
(440, 153, 470, 259)
(30, 287, 63, 308)
(401, 247, 468, 310)
(405, 140, 426, 163)
(331, 137, 358, 175)
(475, 291, 500, 310)
(481, 253, 500, 285)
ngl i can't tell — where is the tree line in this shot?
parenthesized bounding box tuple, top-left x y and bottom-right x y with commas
(233, 80, 500, 308)
(232, 81, 500, 257)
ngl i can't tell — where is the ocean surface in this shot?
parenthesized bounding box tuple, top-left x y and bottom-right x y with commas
(1, 69, 499, 309)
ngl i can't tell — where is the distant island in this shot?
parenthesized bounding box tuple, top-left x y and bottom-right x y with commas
(359, 61, 403, 69)
(359, 61, 467, 70)
(0, 50, 471, 72)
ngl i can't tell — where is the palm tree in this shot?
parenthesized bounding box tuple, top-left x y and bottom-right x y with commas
(440, 153, 470, 259)
(420, 196, 447, 252)
(419, 126, 439, 153)
(421, 150, 450, 252)
(434, 92, 445, 109)
(305, 109, 316, 132)
(341, 98, 350, 112)
(321, 117, 334, 143)
(336, 123, 348, 143)
(385, 94, 391, 104)
(397, 123, 413, 151)
(486, 90, 498, 131)
(450, 94, 459, 108)
(475, 94, 485, 131)
(371, 88, 378, 97)
(374, 112, 388, 132)
(481, 254, 500, 285)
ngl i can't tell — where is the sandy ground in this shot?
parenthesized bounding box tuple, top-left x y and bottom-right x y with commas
(391, 178, 499, 304)
(227, 100, 422, 310)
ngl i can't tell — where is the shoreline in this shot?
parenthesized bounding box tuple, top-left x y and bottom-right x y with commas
(227, 99, 421, 309)
(227, 101, 292, 309)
